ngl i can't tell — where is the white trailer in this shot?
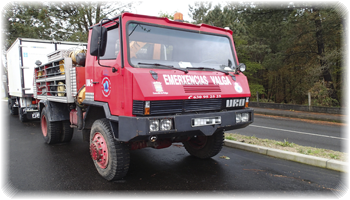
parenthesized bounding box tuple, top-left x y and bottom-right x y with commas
(6, 38, 86, 122)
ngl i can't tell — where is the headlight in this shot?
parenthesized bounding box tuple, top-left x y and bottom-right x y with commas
(160, 119, 172, 131)
(149, 120, 159, 132)
(236, 113, 242, 123)
(149, 118, 174, 132)
(236, 113, 250, 123)
(241, 113, 249, 122)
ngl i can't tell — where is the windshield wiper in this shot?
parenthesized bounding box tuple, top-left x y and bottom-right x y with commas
(186, 67, 229, 75)
(138, 62, 188, 73)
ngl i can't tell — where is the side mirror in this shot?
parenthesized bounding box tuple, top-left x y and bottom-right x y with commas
(90, 26, 107, 57)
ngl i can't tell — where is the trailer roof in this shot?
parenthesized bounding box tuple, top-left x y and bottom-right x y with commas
(6, 38, 87, 54)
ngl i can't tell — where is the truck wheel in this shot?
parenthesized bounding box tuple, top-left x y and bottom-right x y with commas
(41, 107, 62, 144)
(61, 121, 74, 143)
(7, 98, 12, 109)
(8, 98, 18, 115)
(183, 131, 224, 159)
(90, 119, 130, 181)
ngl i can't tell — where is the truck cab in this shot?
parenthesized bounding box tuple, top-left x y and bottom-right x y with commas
(37, 12, 253, 181)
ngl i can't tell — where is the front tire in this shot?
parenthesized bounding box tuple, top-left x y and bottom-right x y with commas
(41, 107, 62, 144)
(90, 119, 130, 181)
(183, 131, 224, 159)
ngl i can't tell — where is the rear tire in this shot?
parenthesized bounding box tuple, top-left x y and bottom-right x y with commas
(41, 107, 62, 144)
(90, 119, 130, 181)
(8, 98, 18, 115)
(183, 131, 224, 159)
(18, 108, 28, 122)
(61, 120, 74, 143)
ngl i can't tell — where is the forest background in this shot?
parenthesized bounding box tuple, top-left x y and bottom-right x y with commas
(2, 2, 346, 107)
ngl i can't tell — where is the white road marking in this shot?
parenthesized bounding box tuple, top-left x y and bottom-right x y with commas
(249, 124, 346, 141)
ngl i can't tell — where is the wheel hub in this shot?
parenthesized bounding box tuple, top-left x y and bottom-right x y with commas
(90, 143, 101, 160)
(90, 132, 109, 169)
(41, 115, 48, 137)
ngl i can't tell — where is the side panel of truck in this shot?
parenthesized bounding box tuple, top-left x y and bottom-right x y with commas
(7, 39, 22, 97)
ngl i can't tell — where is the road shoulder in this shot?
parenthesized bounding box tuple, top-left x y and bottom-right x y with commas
(224, 139, 347, 172)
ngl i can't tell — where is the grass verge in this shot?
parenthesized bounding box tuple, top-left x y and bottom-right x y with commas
(225, 133, 346, 162)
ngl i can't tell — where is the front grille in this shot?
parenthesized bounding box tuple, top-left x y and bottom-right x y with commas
(151, 100, 183, 115)
(132, 98, 224, 116)
(132, 100, 144, 115)
(184, 99, 222, 112)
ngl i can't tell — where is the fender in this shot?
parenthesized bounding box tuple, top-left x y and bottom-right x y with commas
(82, 100, 119, 140)
(39, 100, 70, 122)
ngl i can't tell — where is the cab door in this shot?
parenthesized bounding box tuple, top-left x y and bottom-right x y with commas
(92, 22, 124, 116)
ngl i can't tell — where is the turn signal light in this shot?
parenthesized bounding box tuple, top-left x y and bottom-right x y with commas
(145, 107, 150, 115)
(145, 101, 150, 115)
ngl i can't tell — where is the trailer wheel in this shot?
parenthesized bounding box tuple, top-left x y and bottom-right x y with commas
(183, 131, 224, 159)
(7, 98, 11, 109)
(18, 108, 28, 122)
(90, 119, 130, 181)
(41, 107, 62, 144)
(61, 121, 74, 143)
(8, 98, 18, 115)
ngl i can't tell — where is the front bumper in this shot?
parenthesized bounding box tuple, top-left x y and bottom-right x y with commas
(118, 108, 254, 142)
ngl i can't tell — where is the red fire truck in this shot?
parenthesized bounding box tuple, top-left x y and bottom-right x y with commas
(30, 12, 254, 181)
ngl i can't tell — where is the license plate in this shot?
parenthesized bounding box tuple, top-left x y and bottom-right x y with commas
(191, 116, 221, 127)
(32, 112, 40, 118)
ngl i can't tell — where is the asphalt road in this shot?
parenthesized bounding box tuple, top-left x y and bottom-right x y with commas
(3, 103, 345, 197)
(227, 116, 344, 152)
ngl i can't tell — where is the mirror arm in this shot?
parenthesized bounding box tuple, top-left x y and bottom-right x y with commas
(97, 18, 119, 73)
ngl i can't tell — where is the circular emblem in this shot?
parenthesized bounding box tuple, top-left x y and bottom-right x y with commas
(234, 82, 243, 93)
(101, 77, 112, 97)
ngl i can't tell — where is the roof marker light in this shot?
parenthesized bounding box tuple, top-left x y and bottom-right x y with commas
(174, 12, 184, 22)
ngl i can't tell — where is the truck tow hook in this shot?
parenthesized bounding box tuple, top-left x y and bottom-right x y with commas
(149, 135, 158, 142)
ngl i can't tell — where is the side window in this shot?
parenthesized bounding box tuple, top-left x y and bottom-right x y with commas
(100, 27, 120, 60)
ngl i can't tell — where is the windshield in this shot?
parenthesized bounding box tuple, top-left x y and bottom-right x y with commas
(127, 22, 236, 71)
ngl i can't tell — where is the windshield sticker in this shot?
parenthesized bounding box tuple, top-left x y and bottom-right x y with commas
(178, 62, 192, 68)
(234, 82, 243, 93)
(153, 82, 168, 95)
(101, 77, 112, 97)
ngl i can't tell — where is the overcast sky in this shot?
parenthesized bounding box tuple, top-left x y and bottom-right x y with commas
(131, 0, 198, 22)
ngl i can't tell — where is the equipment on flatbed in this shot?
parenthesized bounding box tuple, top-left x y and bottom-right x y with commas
(8, 12, 254, 181)
(6, 38, 87, 122)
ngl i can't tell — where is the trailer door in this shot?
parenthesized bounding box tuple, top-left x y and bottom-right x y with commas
(21, 42, 55, 95)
